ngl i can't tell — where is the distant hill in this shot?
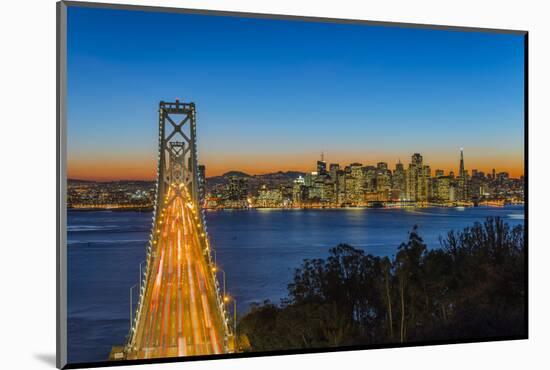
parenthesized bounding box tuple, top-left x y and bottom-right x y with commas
(257, 171, 306, 180)
(67, 178, 96, 184)
(221, 171, 251, 178)
(207, 170, 305, 182)
(68, 178, 154, 185)
(68, 170, 306, 191)
(206, 170, 306, 192)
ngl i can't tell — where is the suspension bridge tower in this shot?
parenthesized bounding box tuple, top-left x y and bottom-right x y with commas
(118, 100, 231, 360)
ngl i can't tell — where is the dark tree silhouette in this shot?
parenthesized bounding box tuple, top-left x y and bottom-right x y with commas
(237, 217, 525, 352)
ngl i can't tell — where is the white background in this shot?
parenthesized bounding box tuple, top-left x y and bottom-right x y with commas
(0, 0, 548, 369)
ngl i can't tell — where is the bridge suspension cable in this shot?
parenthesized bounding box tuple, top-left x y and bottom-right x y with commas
(120, 100, 232, 360)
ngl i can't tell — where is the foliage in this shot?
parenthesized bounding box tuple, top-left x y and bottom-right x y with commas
(237, 217, 525, 351)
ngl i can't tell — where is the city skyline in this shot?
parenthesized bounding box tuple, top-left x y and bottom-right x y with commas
(67, 6, 525, 181)
(68, 147, 524, 181)
(68, 148, 524, 211)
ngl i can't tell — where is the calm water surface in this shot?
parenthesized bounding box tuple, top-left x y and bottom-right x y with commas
(67, 206, 524, 363)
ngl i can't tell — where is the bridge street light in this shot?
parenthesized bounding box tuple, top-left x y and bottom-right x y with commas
(129, 283, 137, 332)
(224, 295, 237, 352)
(212, 266, 225, 298)
(139, 260, 146, 288)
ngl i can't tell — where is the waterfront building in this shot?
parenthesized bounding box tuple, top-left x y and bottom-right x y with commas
(433, 176, 452, 202)
(256, 185, 283, 207)
(226, 176, 248, 201)
(344, 175, 356, 204)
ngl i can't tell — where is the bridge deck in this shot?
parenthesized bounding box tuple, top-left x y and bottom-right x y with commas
(127, 184, 226, 359)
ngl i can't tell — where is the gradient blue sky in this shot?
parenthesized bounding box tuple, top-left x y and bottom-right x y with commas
(67, 6, 525, 180)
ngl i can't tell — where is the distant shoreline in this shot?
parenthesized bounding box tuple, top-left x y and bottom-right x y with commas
(68, 203, 524, 213)
(68, 206, 153, 212)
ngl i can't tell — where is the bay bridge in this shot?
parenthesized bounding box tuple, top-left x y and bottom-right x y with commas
(113, 100, 234, 360)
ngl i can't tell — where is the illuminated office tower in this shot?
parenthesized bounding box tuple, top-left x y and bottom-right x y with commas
(337, 170, 347, 205)
(317, 155, 327, 176)
(257, 185, 283, 207)
(292, 176, 307, 205)
(392, 160, 406, 200)
(349, 163, 364, 204)
(329, 163, 340, 202)
(329, 163, 340, 180)
(435, 169, 444, 178)
(226, 176, 248, 201)
(375, 164, 391, 200)
(350, 162, 363, 178)
(423, 165, 432, 200)
(434, 176, 452, 201)
(457, 148, 468, 201)
(321, 179, 336, 204)
(363, 166, 377, 193)
(405, 153, 430, 202)
(304, 172, 317, 187)
(344, 175, 356, 204)
(310, 178, 324, 201)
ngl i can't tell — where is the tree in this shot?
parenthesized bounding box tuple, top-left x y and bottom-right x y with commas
(238, 218, 525, 351)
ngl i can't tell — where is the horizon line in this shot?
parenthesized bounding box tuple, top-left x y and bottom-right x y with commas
(68, 167, 525, 183)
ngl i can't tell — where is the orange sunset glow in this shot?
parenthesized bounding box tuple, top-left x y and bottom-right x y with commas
(68, 149, 524, 181)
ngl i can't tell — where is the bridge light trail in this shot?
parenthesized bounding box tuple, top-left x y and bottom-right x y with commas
(122, 101, 230, 360)
(127, 189, 227, 359)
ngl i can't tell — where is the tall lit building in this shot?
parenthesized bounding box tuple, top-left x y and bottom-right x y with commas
(363, 165, 377, 193)
(349, 163, 364, 204)
(321, 180, 336, 205)
(317, 159, 327, 176)
(292, 176, 307, 205)
(337, 170, 347, 205)
(392, 160, 406, 199)
(433, 176, 452, 201)
(304, 172, 317, 187)
(405, 153, 430, 202)
(310, 178, 324, 201)
(457, 148, 468, 201)
(329, 163, 340, 203)
(375, 164, 391, 200)
(329, 163, 340, 180)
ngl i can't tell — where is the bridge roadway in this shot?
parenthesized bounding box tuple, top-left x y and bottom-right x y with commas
(127, 183, 225, 359)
